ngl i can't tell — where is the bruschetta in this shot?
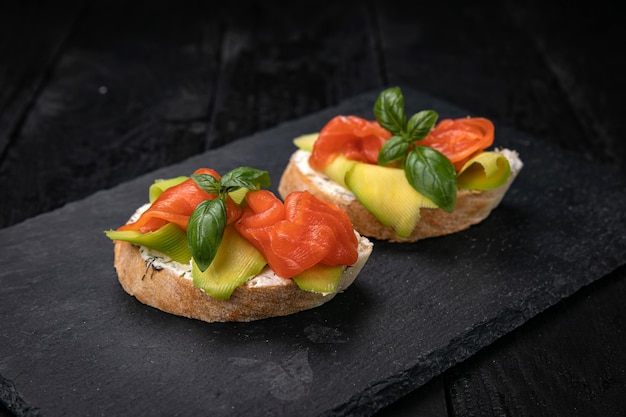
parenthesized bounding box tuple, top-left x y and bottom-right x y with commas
(105, 166, 373, 322)
(278, 87, 523, 242)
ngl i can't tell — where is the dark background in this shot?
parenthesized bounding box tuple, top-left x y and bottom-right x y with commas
(1, 1, 624, 416)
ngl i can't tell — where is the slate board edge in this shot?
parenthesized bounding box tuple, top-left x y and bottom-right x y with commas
(328, 261, 625, 417)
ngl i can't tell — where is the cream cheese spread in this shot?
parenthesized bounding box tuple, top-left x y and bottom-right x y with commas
(496, 148, 524, 175)
(292, 150, 356, 202)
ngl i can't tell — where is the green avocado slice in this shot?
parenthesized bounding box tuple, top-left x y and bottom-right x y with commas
(345, 162, 438, 238)
(293, 263, 344, 294)
(323, 155, 357, 188)
(293, 133, 319, 151)
(192, 226, 267, 300)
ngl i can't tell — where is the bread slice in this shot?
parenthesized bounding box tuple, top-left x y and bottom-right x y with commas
(278, 148, 523, 242)
(112, 231, 373, 323)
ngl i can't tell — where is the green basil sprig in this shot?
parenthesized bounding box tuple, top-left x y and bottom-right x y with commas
(187, 166, 270, 272)
(187, 198, 227, 272)
(374, 87, 456, 212)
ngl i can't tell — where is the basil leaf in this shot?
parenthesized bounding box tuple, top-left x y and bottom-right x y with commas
(373, 87, 406, 136)
(191, 173, 221, 195)
(187, 198, 227, 272)
(221, 166, 270, 192)
(404, 146, 457, 212)
(377, 135, 409, 166)
(407, 110, 438, 141)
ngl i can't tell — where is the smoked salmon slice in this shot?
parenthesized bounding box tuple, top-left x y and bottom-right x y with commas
(118, 168, 243, 234)
(235, 190, 358, 278)
(419, 117, 495, 171)
(309, 115, 392, 171)
(309, 114, 495, 173)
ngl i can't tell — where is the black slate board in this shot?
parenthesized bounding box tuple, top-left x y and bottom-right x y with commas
(1, 89, 625, 417)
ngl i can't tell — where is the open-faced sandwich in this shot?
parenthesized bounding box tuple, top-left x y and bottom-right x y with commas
(105, 166, 373, 322)
(278, 87, 523, 242)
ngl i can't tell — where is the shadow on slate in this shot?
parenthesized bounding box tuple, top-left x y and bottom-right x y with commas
(1, 88, 625, 417)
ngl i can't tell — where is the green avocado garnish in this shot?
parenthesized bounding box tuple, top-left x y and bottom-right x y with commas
(191, 225, 267, 300)
(293, 263, 344, 294)
(345, 162, 437, 238)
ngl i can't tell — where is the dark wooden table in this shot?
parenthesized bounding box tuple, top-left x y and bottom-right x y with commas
(1, 1, 624, 416)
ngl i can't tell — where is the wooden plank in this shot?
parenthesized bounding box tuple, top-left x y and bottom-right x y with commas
(505, 0, 624, 168)
(444, 267, 626, 417)
(374, 376, 448, 417)
(379, 1, 624, 167)
(0, 0, 85, 157)
(1, 1, 623, 415)
(205, 1, 382, 149)
(0, 0, 221, 228)
(0, 1, 383, 229)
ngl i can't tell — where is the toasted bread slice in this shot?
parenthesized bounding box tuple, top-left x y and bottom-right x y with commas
(112, 232, 373, 323)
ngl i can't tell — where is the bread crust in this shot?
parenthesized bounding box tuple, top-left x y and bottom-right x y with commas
(278, 149, 522, 242)
(113, 235, 372, 323)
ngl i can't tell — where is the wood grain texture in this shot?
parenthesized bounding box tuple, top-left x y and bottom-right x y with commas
(505, 1, 624, 167)
(0, 0, 383, 229)
(374, 376, 449, 417)
(0, 0, 219, 227)
(0, 0, 86, 158)
(0, 1, 624, 416)
(205, 1, 382, 149)
(444, 267, 626, 417)
(378, 0, 624, 171)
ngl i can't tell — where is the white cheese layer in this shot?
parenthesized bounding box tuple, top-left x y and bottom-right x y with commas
(129, 204, 195, 280)
(139, 242, 290, 287)
(496, 148, 524, 175)
(292, 150, 356, 202)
